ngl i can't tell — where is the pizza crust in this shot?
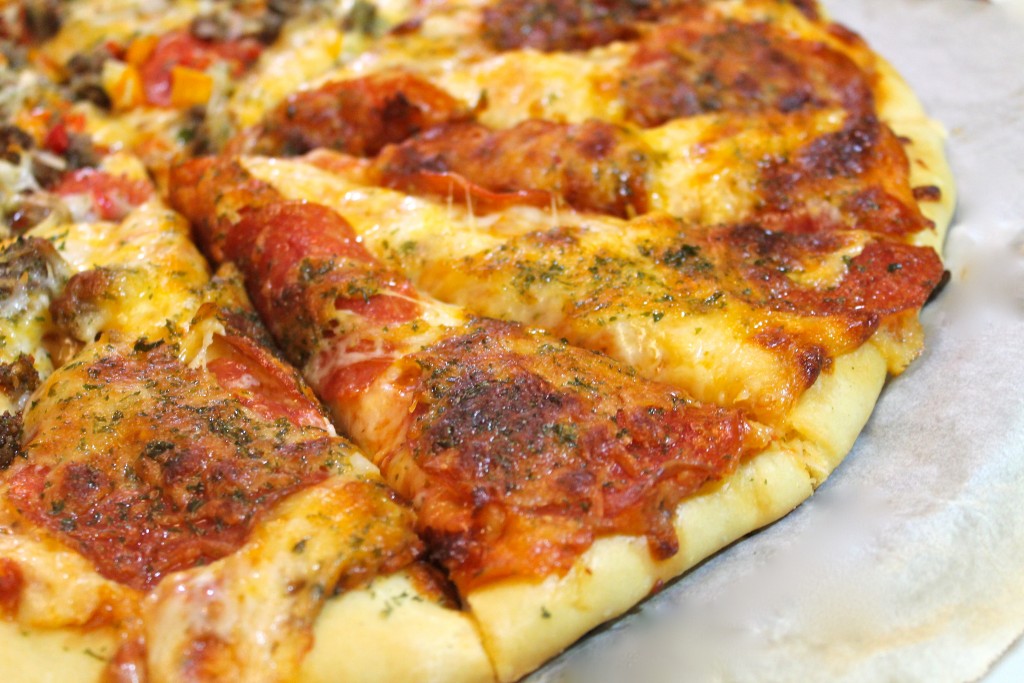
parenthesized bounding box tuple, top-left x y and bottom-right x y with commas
(303, 571, 495, 683)
(1, 573, 494, 683)
(0, 622, 119, 683)
(463, 338, 889, 681)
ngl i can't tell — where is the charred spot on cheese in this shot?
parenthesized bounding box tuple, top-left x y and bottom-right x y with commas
(4, 341, 349, 589)
(237, 71, 474, 157)
(622, 17, 874, 127)
(399, 318, 756, 590)
(757, 116, 930, 236)
(481, 0, 679, 52)
(912, 184, 942, 202)
(0, 411, 24, 470)
(373, 119, 651, 217)
(753, 326, 832, 391)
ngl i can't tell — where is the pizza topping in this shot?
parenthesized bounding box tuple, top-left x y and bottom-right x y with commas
(757, 116, 930, 236)
(623, 18, 874, 126)
(0, 354, 39, 405)
(0, 0, 63, 45)
(0, 411, 24, 470)
(720, 224, 945, 319)
(171, 160, 762, 591)
(217, 200, 422, 366)
(373, 119, 651, 217)
(137, 30, 263, 107)
(64, 48, 114, 109)
(828, 238, 947, 315)
(0, 235, 67, 317)
(205, 332, 330, 430)
(5, 340, 348, 590)
(48, 267, 117, 346)
(481, 0, 674, 52)
(398, 319, 756, 589)
(186, 4, 293, 46)
(238, 71, 473, 157)
(0, 123, 34, 162)
(51, 168, 152, 221)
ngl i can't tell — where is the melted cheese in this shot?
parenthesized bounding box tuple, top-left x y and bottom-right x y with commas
(241, 156, 839, 422)
(0, 530, 137, 630)
(643, 109, 847, 221)
(231, 21, 346, 129)
(143, 476, 412, 683)
(42, 0, 201, 68)
(30, 200, 209, 340)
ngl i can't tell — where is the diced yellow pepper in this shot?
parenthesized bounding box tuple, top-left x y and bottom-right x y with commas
(102, 60, 144, 110)
(13, 108, 51, 143)
(169, 66, 214, 109)
(125, 35, 159, 67)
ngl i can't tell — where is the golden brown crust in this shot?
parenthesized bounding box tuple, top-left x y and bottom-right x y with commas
(302, 571, 495, 683)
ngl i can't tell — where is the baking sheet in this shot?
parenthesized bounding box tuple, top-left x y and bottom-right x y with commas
(528, 1, 1024, 681)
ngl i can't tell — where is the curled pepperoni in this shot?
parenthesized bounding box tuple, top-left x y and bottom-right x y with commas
(400, 319, 756, 589)
(373, 119, 651, 217)
(758, 116, 931, 237)
(218, 201, 421, 364)
(239, 71, 473, 157)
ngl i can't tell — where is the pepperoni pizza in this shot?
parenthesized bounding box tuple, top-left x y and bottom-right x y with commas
(0, 1, 953, 681)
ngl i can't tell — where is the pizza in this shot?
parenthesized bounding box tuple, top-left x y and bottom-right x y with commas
(0, 1, 954, 681)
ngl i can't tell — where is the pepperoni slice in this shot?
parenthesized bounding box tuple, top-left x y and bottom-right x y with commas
(240, 71, 473, 157)
(373, 119, 651, 217)
(5, 341, 340, 590)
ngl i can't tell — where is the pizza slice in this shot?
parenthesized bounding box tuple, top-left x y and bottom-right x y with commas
(0, 0, 957, 680)
(167, 155, 900, 679)
(0, 138, 491, 683)
(0, 234, 494, 683)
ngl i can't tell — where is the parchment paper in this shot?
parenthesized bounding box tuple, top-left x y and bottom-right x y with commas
(528, 1, 1024, 681)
